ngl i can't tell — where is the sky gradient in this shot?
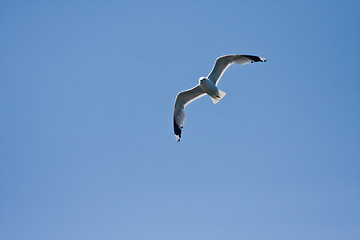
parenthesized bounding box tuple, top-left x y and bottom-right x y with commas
(1, 1, 360, 240)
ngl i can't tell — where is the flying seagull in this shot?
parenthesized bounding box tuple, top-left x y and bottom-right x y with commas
(173, 54, 266, 142)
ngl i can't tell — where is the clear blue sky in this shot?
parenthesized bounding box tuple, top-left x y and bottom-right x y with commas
(1, 1, 359, 239)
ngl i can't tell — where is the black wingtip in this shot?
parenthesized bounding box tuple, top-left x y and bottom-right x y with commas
(174, 117, 182, 142)
(243, 55, 266, 63)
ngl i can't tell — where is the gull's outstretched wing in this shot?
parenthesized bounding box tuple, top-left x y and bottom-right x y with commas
(207, 55, 267, 85)
(174, 85, 205, 142)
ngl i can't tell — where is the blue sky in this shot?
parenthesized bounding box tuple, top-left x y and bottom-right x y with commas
(1, 1, 359, 239)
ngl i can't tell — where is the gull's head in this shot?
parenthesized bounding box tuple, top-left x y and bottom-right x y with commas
(199, 77, 207, 83)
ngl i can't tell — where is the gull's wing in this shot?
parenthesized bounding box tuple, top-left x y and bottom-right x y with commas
(207, 55, 267, 85)
(174, 85, 205, 142)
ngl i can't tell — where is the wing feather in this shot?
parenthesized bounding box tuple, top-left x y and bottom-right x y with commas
(207, 55, 266, 85)
(173, 85, 205, 141)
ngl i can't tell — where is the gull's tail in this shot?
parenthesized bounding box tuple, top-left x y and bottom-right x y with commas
(210, 89, 226, 104)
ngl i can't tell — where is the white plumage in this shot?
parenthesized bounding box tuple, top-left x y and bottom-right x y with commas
(173, 54, 266, 142)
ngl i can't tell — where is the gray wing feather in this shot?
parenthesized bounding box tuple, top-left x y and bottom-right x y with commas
(173, 85, 205, 141)
(207, 55, 266, 85)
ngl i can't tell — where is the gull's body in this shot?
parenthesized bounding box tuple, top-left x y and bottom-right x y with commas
(173, 54, 266, 141)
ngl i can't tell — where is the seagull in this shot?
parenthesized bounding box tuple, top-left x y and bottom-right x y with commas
(173, 54, 266, 142)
